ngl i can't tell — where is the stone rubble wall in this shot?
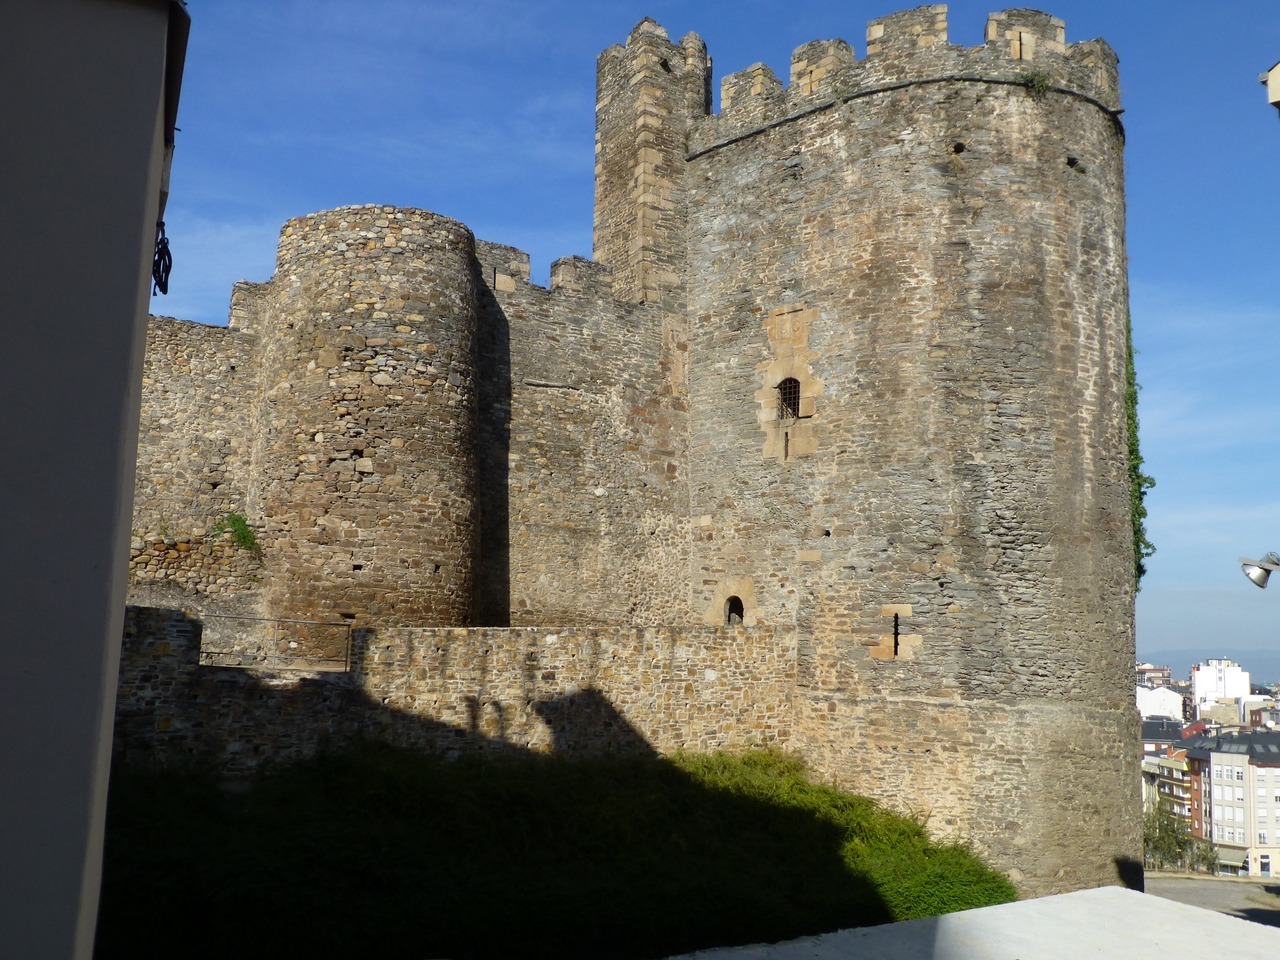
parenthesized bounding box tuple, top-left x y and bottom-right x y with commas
(115, 607, 795, 775)
(473, 243, 694, 627)
(129, 316, 264, 610)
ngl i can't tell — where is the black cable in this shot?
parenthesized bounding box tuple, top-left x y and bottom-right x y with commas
(152, 221, 172, 295)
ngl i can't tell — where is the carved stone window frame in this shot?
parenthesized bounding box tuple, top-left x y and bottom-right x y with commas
(757, 305, 823, 461)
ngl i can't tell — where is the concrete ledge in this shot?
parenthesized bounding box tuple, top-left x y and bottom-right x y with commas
(669, 886, 1280, 958)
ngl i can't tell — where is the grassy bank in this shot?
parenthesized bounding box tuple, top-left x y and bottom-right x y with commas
(96, 746, 1015, 959)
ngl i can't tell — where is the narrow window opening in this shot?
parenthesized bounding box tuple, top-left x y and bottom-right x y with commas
(778, 377, 801, 421)
(725, 596, 744, 626)
(952, 142, 966, 154)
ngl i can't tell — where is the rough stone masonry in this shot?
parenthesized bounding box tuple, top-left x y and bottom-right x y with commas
(121, 5, 1141, 897)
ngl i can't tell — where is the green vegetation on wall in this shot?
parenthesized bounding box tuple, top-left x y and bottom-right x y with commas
(1127, 314, 1156, 585)
(1018, 69, 1052, 99)
(209, 511, 262, 559)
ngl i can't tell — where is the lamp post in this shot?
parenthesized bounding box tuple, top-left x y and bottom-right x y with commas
(1240, 553, 1280, 588)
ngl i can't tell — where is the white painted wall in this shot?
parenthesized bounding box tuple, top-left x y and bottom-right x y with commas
(1137, 685, 1184, 720)
(0, 2, 186, 957)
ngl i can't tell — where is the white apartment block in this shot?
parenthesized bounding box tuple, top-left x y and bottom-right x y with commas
(1191, 659, 1250, 716)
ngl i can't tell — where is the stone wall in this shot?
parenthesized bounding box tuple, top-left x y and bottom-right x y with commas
(474, 244, 693, 628)
(240, 207, 482, 629)
(116, 607, 795, 774)
(129, 316, 263, 612)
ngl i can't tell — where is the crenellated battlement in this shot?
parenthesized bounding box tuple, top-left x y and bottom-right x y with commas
(597, 19, 712, 122)
(865, 4, 950, 55)
(719, 63, 784, 127)
(695, 5, 1120, 153)
(790, 39, 858, 100)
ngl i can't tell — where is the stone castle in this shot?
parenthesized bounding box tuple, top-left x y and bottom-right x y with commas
(122, 5, 1141, 895)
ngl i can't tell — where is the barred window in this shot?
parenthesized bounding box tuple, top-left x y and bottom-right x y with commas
(778, 378, 801, 421)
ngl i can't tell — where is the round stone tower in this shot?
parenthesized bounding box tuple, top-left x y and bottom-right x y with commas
(251, 205, 480, 630)
(661, 7, 1139, 894)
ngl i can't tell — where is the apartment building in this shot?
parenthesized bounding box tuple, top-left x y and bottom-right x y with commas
(1191, 660, 1251, 718)
(1137, 662, 1173, 687)
(1186, 730, 1280, 876)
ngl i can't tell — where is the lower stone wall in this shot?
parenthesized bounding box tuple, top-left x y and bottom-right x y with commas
(115, 607, 795, 774)
(114, 607, 1140, 896)
(794, 690, 1143, 898)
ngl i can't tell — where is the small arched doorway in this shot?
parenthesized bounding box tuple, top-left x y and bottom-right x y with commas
(725, 595, 745, 626)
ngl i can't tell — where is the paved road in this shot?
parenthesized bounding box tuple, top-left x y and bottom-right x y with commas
(1146, 874, 1280, 927)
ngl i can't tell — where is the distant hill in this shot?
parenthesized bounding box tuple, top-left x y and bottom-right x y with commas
(1140, 648, 1280, 686)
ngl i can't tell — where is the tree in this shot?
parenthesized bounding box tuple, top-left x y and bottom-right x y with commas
(1143, 796, 1199, 871)
(1186, 837, 1219, 875)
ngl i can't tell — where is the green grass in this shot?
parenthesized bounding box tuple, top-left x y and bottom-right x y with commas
(95, 746, 1015, 959)
(208, 511, 262, 558)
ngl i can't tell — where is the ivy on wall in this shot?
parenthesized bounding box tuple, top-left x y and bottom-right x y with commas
(1126, 313, 1155, 586)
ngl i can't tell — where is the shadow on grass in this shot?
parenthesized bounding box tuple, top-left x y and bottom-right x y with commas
(98, 746, 903, 959)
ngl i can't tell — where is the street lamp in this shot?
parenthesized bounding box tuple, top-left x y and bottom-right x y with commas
(1240, 552, 1280, 588)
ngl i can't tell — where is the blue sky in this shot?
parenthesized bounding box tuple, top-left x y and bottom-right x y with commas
(159, 2, 1280, 670)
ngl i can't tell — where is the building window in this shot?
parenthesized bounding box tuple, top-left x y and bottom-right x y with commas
(1262, 831, 1270, 845)
(1237, 786, 1246, 803)
(778, 378, 801, 422)
(1262, 808, 1270, 821)
(725, 595, 744, 626)
(1238, 768, 1246, 781)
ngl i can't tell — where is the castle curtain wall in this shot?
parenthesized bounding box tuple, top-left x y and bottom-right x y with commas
(473, 245, 694, 627)
(129, 317, 263, 612)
